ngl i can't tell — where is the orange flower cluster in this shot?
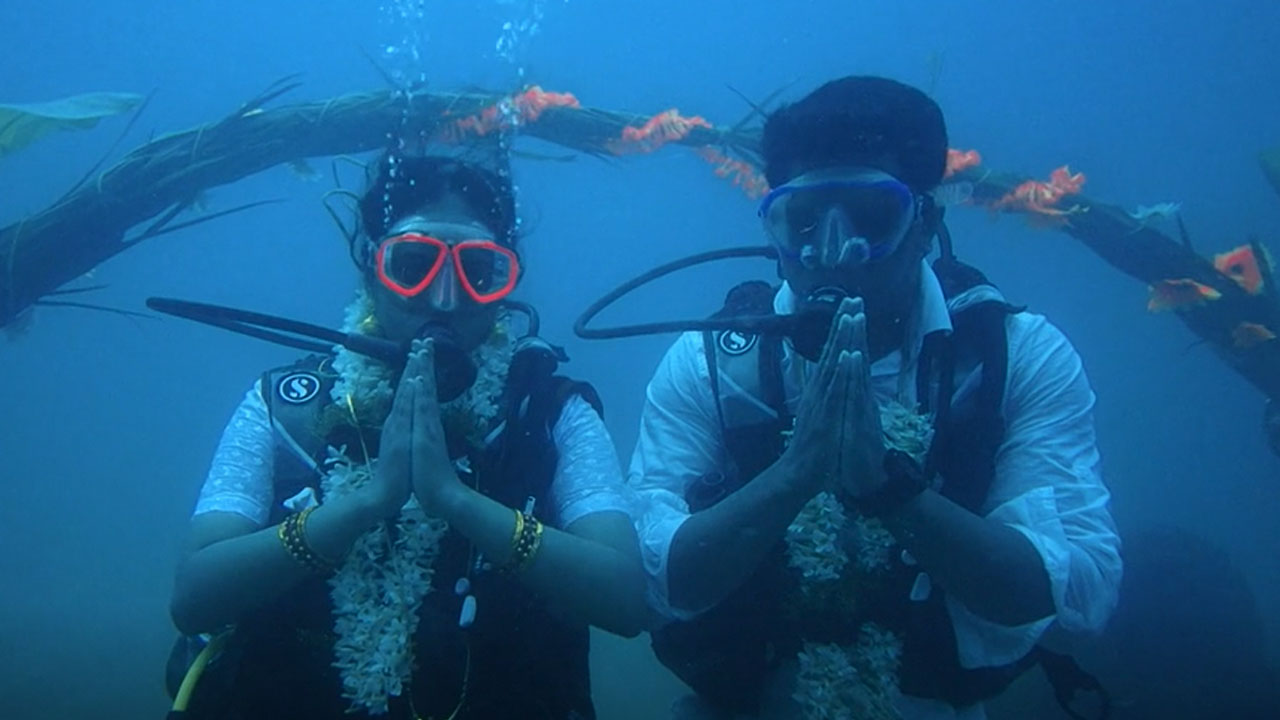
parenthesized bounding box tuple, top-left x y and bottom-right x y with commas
(697, 147, 770, 200)
(1147, 278, 1221, 312)
(992, 166, 1087, 219)
(1213, 244, 1267, 295)
(1146, 245, 1276, 335)
(607, 109, 712, 155)
(1232, 322, 1277, 350)
(945, 148, 982, 178)
(439, 86, 581, 142)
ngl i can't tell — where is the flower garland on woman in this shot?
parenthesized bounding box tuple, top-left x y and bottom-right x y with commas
(167, 150, 646, 720)
(319, 290, 515, 711)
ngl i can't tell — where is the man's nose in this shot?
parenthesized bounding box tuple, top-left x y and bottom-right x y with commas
(818, 207, 864, 267)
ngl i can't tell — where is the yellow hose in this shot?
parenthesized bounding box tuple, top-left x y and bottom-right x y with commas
(171, 633, 230, 713)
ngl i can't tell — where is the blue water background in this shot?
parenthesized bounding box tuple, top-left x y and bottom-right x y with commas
(2, 1, 1279, 716)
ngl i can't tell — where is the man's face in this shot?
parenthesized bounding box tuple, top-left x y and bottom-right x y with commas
(764, 161, 930, 312)
(778, 228, 925, 305)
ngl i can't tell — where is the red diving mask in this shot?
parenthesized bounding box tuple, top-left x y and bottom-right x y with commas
(374, 233, 519, 304)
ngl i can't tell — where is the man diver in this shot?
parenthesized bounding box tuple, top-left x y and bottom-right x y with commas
(627, 76, 1122, 718)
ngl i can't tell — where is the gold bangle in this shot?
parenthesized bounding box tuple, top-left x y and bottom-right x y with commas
(518, 517, 544, 573)
(296, 506, 342, 567)
(504, 509, 544, 573)
(278, 507, 335, 574)
(510, 508, 525, 549)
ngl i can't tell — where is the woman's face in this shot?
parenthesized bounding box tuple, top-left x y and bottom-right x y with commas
(364, 201, 509, 350)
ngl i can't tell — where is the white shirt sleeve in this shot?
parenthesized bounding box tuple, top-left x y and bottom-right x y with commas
(627, 332, 724, 621)
(548, 393, 636, 528)
(193, 380, 276, 527)
(946, 312, 1122, 668)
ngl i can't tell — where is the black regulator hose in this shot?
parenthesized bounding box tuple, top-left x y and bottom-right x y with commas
(146, 297, 405, 365)
(573, 245, 793, 340)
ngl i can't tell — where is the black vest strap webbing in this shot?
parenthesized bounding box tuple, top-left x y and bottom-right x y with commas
(926, 299, 1014, 514)
(702, 329, 728, 436)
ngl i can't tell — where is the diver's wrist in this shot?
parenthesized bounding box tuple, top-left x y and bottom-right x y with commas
(344, 486, 401, 524)
(851, 449, 926, 518)
(776, 448, 827, 496)
(417, 472, 468, 520)
(298, 494, 383, 564)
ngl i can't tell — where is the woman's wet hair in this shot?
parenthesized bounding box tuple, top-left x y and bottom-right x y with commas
(762, 76, 948, 193)
(357, 154, 518, 251)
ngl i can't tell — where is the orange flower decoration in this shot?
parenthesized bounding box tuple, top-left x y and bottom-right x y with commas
(1213, 244, 1266, 295)
(1232, 322, 1277, 349)
(1147, 278, 1222, 312)
(511, 86, 580, 122)
(698, 147, 769, 200)
(993, 165, 1087, 219)
(945, 148, 982, 177)
(607, 109, 712, 155)
(439, 86, 581, 142)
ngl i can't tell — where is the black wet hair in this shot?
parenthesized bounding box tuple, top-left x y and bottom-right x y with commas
(762, 76, 948, 193)
(356, 154, 518, 255)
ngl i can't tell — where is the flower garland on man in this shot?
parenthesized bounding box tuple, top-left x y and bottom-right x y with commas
(630, 76, 1121, 720)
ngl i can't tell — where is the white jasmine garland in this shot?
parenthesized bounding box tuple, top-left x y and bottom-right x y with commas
(794, 624, 902, 720)
(441, 321, 515, 447)
(329, 292, 395, 423)
(320, 290, 515, 714)
(786, 399, 932, 720)
(880, 400, 934, 461)
(323, 459, 445, 714)
(850, 514, 896, 574)
(786, 491, 849, 582)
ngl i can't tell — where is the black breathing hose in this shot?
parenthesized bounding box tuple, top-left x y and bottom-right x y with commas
(573, 245, 792, 340)
(145, 297, 406, 365)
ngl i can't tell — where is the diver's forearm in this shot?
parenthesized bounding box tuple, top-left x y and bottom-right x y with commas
(170, 492, 382, 634)
(436, 484, 647, 637)
(667, 455, 817, 615)
(882, 489, 1054, 625)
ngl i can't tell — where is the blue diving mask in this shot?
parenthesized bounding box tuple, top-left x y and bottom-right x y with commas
(758, 167, 919, 269)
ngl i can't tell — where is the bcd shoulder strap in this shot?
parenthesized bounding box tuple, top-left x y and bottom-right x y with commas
(487, 342, 603, 512)
(926, 299, 1015, 514)
(260, 354, 340, 521)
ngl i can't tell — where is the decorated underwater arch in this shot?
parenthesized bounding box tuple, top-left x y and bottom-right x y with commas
(3, 80, 1279, 448)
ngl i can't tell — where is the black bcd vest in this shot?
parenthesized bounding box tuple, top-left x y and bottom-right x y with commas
(649, 260, 1042, 715)
(176, 343, 602, 720)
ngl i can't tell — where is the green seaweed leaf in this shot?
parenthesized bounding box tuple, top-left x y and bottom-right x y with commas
(0, 91, 144, 158)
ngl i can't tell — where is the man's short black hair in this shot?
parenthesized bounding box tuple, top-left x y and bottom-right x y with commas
(762, 76, 948, 193)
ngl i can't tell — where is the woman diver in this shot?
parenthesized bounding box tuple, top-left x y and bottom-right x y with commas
(167, 148, 646, 720)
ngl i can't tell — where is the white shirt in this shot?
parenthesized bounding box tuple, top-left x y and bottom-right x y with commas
(196, 382, 632, 529)
(628, 263, 1122, 719)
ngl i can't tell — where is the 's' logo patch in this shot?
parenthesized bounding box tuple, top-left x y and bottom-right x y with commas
(718, 330, 758, 356)
(277, 372, 321, 404)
